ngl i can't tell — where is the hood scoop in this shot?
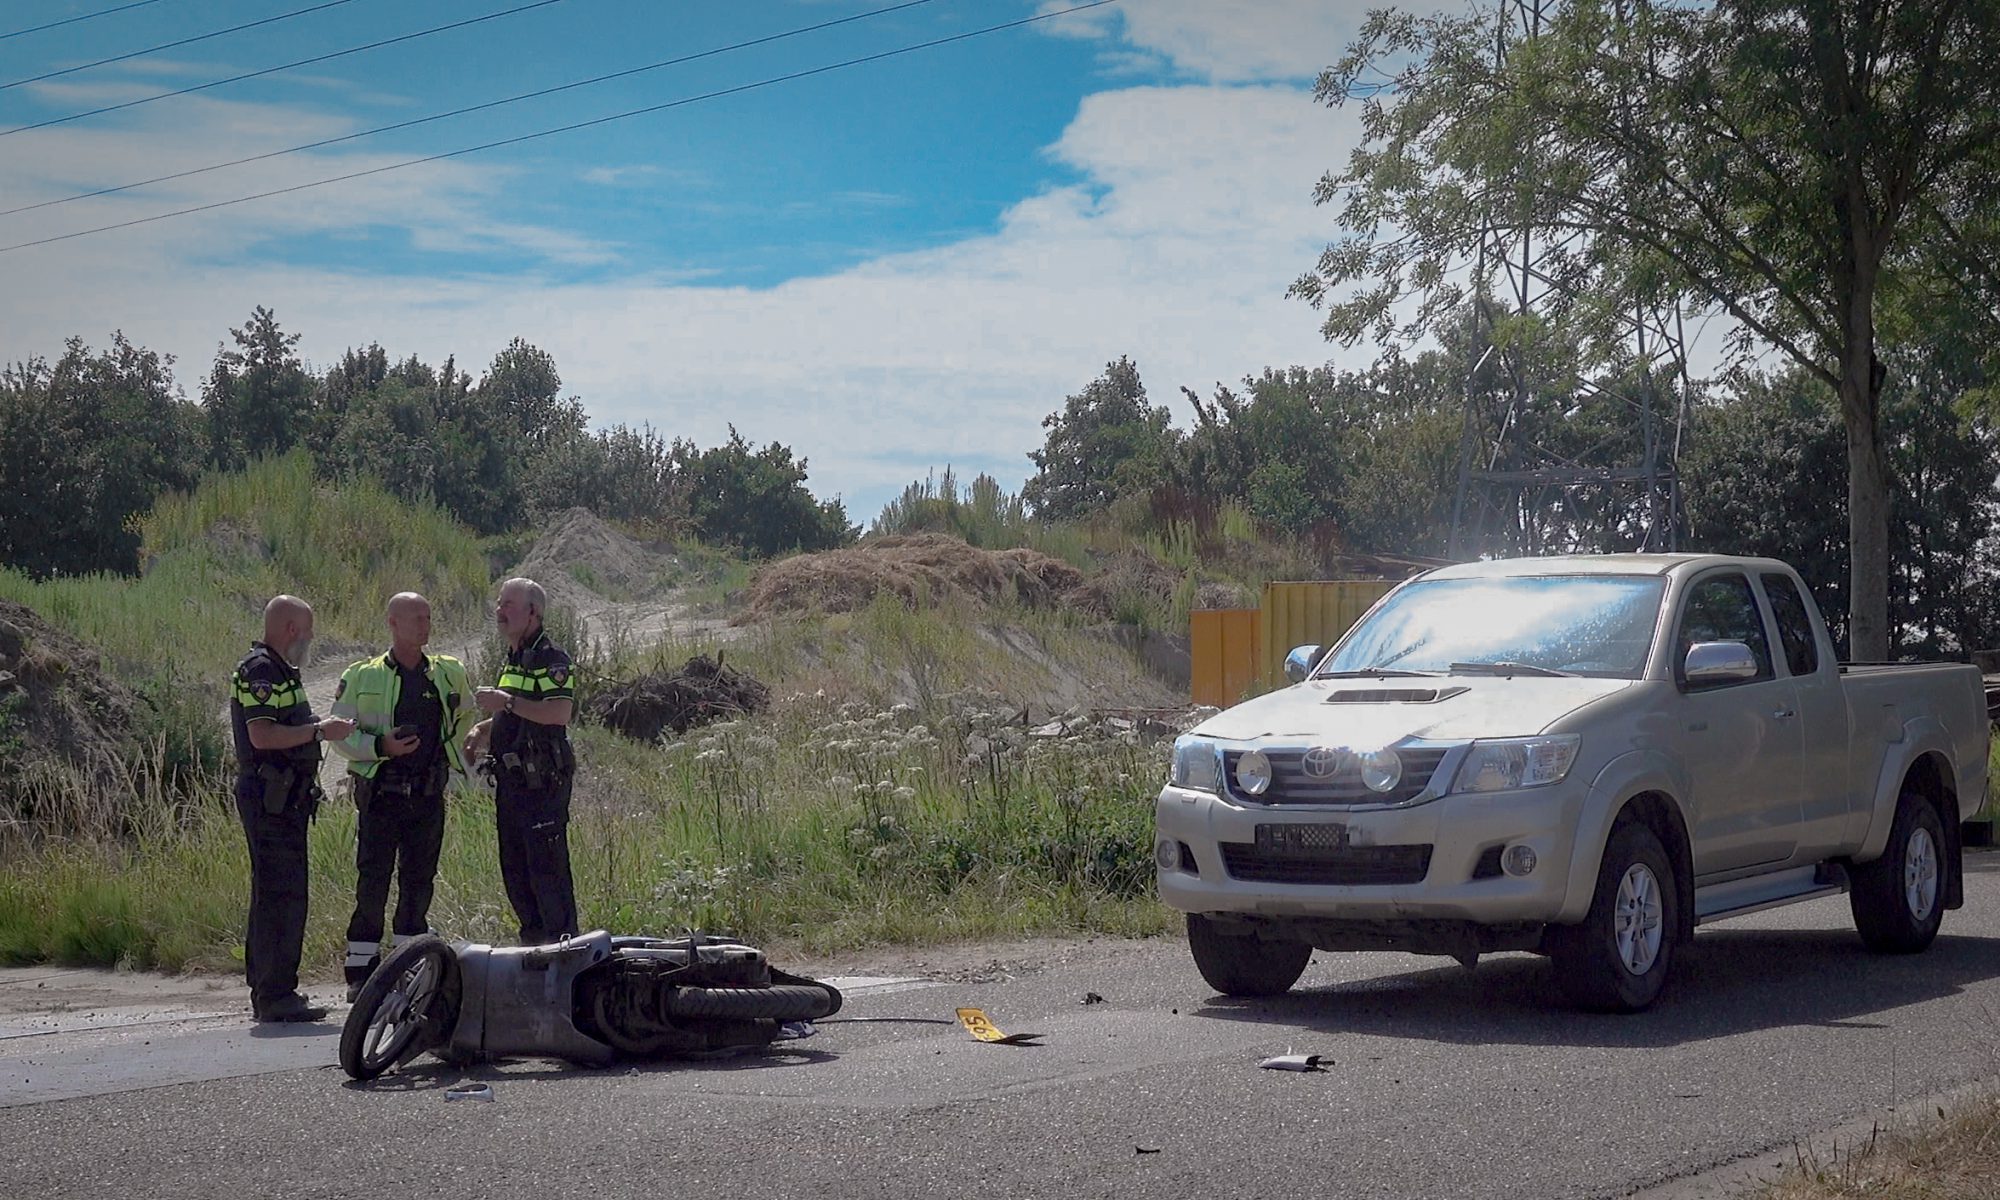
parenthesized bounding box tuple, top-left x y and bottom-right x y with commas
(1323, 686, 1469, 705)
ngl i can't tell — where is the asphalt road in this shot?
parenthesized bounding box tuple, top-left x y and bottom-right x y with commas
(5, 853, 2000, 1200)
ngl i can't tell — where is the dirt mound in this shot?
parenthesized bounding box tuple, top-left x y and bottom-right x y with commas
(739, 535, 1085, 622)
(515, 507, 680, 612)
(585, 654, 771, 742)
(0, 601, 141, 813)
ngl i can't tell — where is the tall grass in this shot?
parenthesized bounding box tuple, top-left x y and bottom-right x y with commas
(872, 468, 1089, 566)
(0, 453, 489, 680)
(0, 689, 1178, 970)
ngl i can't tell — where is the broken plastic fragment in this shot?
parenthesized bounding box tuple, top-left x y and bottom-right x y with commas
(777, 1020, 817, 1040)
(444, 1083, 494, 1101)
(1258, 1054, 1325, 1072)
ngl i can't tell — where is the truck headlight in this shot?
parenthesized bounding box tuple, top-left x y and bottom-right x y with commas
(1359, 748, 1402, 793)
(1234, 749, 1273, 797)
(1170, 736, 1221, 793)
(1450, 735, 1581, 793)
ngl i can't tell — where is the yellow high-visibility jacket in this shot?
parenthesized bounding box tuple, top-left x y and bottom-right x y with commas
(328, 651, 474, 779)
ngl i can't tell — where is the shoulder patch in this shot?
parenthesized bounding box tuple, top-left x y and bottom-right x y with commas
(549, 663, 569, 686)
(250, 678, 274, 703)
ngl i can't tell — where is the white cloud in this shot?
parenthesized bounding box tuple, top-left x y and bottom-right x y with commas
(1039, 0, 1369, 83)
(1, 76, 1369, 520)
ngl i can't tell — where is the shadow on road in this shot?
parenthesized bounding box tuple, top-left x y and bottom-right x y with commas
(341, 1046, 840, 1092)
(1192, 929, 2000, 1048)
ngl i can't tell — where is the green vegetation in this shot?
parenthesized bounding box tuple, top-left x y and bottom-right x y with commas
(0, 453, 488, 681)
(0, 595, 1179, 970)
(1295, 0, 2000, 660)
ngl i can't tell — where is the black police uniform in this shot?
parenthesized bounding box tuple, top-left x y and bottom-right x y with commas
(342, 655, 451, 990)
(228, 640, 325, 1017)
(490, 627, 578, 945)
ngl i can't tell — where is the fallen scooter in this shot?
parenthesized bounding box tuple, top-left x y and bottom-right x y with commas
(339, 930, 843, 1081)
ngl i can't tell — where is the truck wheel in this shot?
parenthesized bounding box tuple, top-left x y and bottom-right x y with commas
(1186, 914, 1311, 997)
(1849, 788, 1946, 954)
(1548, 822, 1677, 1013)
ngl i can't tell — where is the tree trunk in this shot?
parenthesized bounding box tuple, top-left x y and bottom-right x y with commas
(1840, 325, 1890, 662)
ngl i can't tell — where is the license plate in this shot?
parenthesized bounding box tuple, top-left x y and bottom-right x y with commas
(1255, 823, 1349, 855)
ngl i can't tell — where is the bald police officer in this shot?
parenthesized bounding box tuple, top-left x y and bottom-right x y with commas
(229, 595, 354, 1023)
(463, 577, 578, 945)
(329, 591, 475, 997)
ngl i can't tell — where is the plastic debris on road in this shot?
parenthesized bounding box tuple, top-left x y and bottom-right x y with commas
(444, 1083, 495, 1101)
(1258, 1053, 1326, 1072)
(776, 1020, 818, 1040)
(955, 1007, 1042, 1045)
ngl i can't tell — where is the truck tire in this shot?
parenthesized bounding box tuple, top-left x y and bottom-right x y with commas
(1849, 788, 1946, 954)
(1186, 914, 1311, 997)
(1548, 822, 1677, 1012)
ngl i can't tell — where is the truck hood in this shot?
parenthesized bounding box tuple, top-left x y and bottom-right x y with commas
(1193, 675, 1634, 746)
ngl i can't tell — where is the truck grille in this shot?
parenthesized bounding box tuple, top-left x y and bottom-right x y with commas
(1223, 747, 1450, 806)
(1220, 842, 1433, 885)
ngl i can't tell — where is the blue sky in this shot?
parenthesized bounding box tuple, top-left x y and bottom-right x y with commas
(1, 0, 1391, 521)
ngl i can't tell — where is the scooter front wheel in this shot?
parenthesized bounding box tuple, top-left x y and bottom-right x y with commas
(339, 935, 461, 1081)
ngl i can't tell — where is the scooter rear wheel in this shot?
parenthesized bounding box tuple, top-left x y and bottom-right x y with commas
(339, 935, 460, 1081)
(662, 983, 839, 1021)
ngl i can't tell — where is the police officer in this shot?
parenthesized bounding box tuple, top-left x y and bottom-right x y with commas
(230, 595, 354, 1023)
(464, 577, 578, 945)
(329, 592, 474, 997)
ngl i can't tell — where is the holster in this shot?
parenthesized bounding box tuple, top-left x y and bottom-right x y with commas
(255, 763, 298, 816)
(499, 739, 570, 791)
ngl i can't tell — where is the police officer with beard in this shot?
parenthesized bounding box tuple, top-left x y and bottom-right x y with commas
(463, 577, 578, 945)
(230, 595, 354, 1023)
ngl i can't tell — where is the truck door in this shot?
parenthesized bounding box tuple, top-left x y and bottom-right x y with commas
(1673, 570, 1805, 875)
(1759, 571, 1848, 860)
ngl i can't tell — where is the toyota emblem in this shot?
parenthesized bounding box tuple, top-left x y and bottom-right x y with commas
(1301, 746, 1343, 780)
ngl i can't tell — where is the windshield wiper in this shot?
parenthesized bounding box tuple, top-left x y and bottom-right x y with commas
(1447, 661, 1575, 678)
(1317, 668, 1444, 679)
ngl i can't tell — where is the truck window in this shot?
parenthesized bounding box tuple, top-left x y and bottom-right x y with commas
(1674, 573, 1774, 688)
(1759, 572, 1820, 677)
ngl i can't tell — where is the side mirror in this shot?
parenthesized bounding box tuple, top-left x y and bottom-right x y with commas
(1284, 644, 1324, 684)
(1684, 641, 1759, 685)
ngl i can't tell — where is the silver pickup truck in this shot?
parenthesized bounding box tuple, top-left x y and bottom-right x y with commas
(1154, 554, 1988, 1011)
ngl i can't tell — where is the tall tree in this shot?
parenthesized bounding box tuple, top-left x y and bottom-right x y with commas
(675, 428, 854, 556)
(1023, 357, 1180, 522)
(0, 335, 199, 576)
(203, 306, 311, 471)
(1294, 0, 2000, 658)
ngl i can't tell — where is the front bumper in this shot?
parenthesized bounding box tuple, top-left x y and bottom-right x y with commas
(1154, 779, 1588, 925)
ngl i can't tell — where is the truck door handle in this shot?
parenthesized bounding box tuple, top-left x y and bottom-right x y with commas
(1772, 708, 1796, 720)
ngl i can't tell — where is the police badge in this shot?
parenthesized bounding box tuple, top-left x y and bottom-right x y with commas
(250, 678, 274, 703)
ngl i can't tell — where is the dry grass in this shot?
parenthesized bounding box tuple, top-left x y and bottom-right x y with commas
(738, 534, 1085, 621)
(1756, 1093, 2000, 1199)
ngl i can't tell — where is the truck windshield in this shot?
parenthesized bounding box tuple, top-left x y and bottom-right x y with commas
(1320, 575, 1667, 680)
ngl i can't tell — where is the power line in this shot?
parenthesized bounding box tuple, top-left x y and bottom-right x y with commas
(1, 0, 944, 215)
(3, 0, 569, 135)
(2, 0, 173, 42)
(3, 0, 1122, 255)
(1, 0, 361, 91)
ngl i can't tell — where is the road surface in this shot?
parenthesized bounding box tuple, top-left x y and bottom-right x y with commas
(4, 853, 1998, 1199)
